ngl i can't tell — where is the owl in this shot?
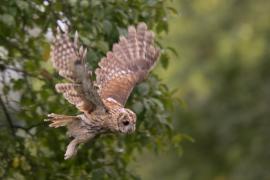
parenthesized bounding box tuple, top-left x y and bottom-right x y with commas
(45, 22, 160, 159)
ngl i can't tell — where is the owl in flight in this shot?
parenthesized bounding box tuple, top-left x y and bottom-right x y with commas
(45, 22, 160, 159)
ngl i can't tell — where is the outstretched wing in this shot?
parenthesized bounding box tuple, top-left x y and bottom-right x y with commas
(95, 23, 160, 105)
(51, 27, 106, 114)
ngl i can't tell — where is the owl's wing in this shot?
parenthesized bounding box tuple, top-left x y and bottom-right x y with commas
(51, 27, 106, 114)
(95, 23, 160, 105)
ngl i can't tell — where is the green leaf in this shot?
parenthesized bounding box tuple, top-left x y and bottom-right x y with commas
(160, 52, 169, 69)
(0, 0, 180, 179)
(166, 46, 178, 57)
(137, 82, 150, 96)
(16, 0, 29, 10)
(96, 40, 109, 53)
(13, 79, 24, 90)
(166, 7, 178, 15)
(0, 14, 15, 27)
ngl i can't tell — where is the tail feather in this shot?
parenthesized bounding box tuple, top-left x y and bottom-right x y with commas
(45, 113, 79, 128)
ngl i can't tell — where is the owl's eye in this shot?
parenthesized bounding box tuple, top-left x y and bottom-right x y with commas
(123, 121, 129, 126)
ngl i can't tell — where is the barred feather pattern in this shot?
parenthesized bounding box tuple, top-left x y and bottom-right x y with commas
(95, 22, 160, 105)
(52, 29, 81, 81)
(51, 28, 95, 113)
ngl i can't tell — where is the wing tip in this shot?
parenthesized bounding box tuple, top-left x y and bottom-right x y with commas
(128, 25, 136, 34)
(137, 22, 147, 31)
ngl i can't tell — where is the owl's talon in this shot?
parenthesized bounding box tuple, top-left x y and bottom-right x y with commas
(64, 139, 78, 160)
(64, 149, 77, 160)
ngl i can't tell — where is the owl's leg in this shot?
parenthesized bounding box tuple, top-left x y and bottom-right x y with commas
(64, 134, 94, 160)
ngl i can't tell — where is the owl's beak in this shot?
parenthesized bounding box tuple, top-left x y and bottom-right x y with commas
(128, 125, 136, 134)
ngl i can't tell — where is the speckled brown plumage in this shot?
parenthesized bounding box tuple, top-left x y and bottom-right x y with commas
(45, 23, 159, 159)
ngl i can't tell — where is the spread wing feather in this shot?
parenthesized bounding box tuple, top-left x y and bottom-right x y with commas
(95, 23, 160, 105)
(51, 28, 105, 113)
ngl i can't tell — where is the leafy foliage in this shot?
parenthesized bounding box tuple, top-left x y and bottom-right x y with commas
(0, 0, 181, 179)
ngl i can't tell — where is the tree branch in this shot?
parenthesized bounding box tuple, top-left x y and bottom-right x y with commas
(0, 96, 15, 136)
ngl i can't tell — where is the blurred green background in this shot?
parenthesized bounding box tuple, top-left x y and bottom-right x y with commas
(135, 0, 270, 179)
(1, 0, 270, 179)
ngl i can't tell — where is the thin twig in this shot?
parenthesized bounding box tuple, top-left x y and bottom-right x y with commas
(0, 96, 15, 136)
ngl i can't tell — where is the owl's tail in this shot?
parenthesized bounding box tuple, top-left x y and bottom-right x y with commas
(45, 113, 79, 128)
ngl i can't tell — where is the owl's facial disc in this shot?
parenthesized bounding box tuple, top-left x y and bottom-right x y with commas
(118, 109, 136, 134)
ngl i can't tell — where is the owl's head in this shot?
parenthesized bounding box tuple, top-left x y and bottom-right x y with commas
(117, 108, 136, 134)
